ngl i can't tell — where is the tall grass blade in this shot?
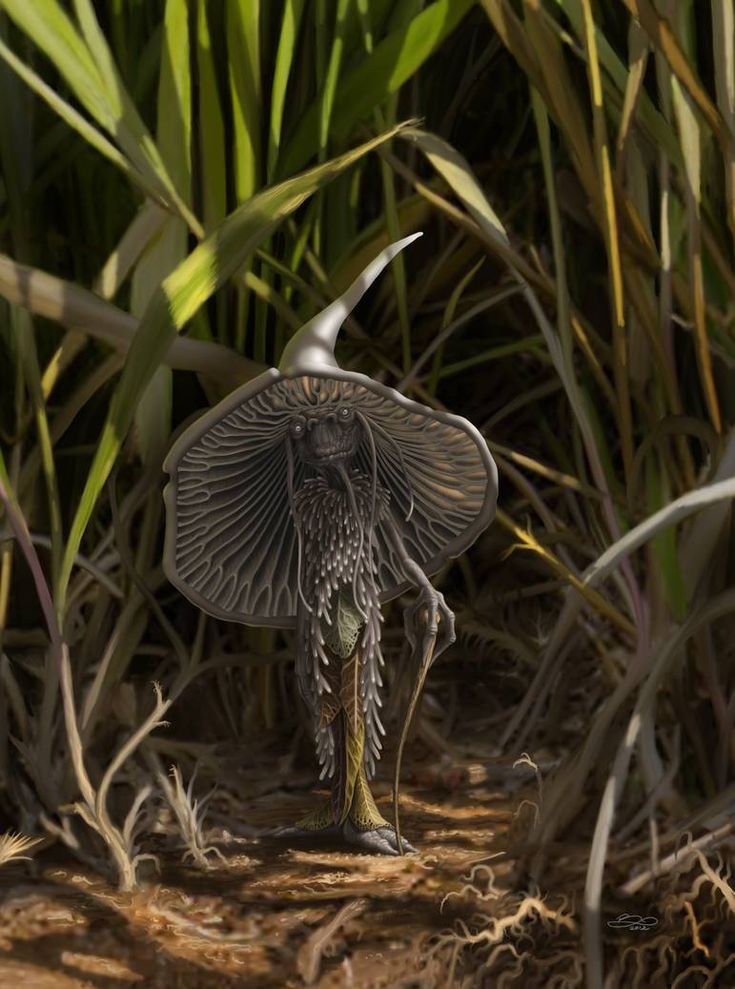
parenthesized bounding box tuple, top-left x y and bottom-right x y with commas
(2, 0, 201, 233)
(227, 0, 261, 203)
(95, 203, 168, 300)
(280, 0, 473, 175)
(616, 18, 649, 163)
(1, 0, 112, 125)
(522, 0, 599, 209)
(551, 0, 680, 164)
(479, 0, 542, 88)
(56, 125, 408, 608)
(0, 253, 260, 385)
(0, 33, 143, 192)
(196, 0, 226, 231)
(428, 257, 484, 394)
(712, 0, 735, 240)
(670, 13, 722, 433)
(583, 477, 735, 590)
(579, 0, 633, 479)
(620, 0, 735, 157)
(131, 0, 192, 465)
(320, 0, 350, 159)
(156, 0, 191, 202)
(268, 0, 306, 181)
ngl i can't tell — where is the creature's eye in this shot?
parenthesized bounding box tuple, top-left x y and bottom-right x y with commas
(337, 405, 352, 421)
(290, 415, 306, 438)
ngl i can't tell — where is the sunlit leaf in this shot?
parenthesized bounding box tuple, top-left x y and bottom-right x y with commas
(280, 0, 473, 175)
(57, 124, 409, 606)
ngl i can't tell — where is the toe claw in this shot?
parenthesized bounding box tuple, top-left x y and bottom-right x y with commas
(343, 820, 417, 856)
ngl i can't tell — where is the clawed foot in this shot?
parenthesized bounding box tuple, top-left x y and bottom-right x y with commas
(271, 817, 417, 856)
(342, 818, 417, 856)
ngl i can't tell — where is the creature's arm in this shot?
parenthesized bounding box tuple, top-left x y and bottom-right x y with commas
(382, 515, 456, 660)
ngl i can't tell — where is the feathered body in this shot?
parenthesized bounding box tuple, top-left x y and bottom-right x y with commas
(292, 471, 391, 822)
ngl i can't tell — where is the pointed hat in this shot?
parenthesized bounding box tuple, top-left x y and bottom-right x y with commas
(163, 234, 498, 628)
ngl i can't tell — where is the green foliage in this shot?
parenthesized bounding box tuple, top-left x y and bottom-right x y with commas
(0, 0, 734, 976)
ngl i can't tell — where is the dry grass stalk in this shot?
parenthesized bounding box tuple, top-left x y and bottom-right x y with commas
(296, 898, 367, 986)
(0, 831, 42, 867)
(157, 763, 226, 870)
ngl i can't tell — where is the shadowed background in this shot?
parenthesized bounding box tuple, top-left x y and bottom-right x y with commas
(0, 1, 734, 986)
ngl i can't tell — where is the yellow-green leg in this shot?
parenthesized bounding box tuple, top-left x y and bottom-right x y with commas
(290, 796, 337, 832)
(339, 712, 416, 855)
(279, 649, 416, 854)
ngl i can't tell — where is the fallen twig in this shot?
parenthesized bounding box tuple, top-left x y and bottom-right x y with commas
(296, 897, 367, 985)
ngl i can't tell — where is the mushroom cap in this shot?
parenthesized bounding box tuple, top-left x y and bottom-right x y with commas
(163, 234, 498, 627)
(163, 368, 497, 628)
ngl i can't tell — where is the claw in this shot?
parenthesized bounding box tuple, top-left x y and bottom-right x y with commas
(404, 586, 456, 664)
(342, 819, 417, 856)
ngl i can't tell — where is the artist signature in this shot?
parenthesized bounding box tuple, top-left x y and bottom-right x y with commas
(607, 913, 658, 931)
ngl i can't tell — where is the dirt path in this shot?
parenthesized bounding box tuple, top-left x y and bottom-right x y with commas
(0, 755, 521, 988)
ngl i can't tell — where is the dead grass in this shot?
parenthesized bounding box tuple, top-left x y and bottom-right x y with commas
(0, 732, 732, 988)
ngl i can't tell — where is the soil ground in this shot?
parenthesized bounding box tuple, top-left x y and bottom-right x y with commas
(0, 740, 527, 988)
(1, 737, 729, 987)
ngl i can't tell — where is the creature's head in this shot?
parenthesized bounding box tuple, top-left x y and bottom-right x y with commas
(289, 404, 362, 471)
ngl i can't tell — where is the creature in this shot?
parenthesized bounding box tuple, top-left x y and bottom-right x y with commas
(163, 234, 498, 855)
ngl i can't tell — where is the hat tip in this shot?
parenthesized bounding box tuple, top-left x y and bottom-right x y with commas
(278, 231, 424, 376)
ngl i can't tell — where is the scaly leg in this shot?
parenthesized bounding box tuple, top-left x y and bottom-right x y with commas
(339, 655, 416, 854)
(343, 759, 416, 855)
(277, 648, 416, 853)
(274, 660, 342, 839)
(286, 797, 338, 834)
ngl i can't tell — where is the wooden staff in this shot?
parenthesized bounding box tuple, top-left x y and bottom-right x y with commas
(392, 608, 439, 856)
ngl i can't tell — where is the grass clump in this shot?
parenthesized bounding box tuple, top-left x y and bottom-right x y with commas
(0, 1, 734, 984)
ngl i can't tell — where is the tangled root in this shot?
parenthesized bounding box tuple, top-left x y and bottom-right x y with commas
(616, 845, 735, 988)
(422, 838, 735, 988)
(428, 864, 580, 988)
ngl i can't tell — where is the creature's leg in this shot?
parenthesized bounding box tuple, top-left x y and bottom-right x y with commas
(277, 689, 362, 837)
(342, 757, 416, 855)
(277, 651, 415, 853)
(275, 664, 341, 837)
(288, 795, 337, 834)
(339, 655, 417, 856)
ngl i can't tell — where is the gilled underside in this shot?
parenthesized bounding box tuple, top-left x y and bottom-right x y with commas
(167, 374, 492, 627)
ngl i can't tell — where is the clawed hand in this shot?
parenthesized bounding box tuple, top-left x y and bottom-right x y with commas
(403, 584, 455, 662)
